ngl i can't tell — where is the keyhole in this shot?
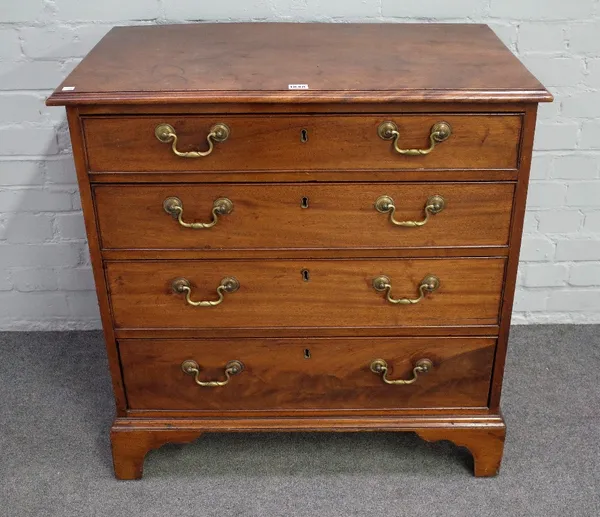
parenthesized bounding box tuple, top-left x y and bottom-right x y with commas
(300, 129, 308, 143)
(301, 196, 309, 209)
(304, 349, 311, 359)
(301, 269, 310, 282)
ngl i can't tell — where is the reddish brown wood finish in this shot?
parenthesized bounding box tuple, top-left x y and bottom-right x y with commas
(111, 427, 204, 480)
(46, 24, 551, 105)
(90, 169, 520, 183)
(119, 337, 496, 410)
(102, 247, 509, 261)
(416, 426, 506, 477)
(47, 23, 551, 479)
(75, 102, 539, 115)
(110, 415, 506, 479)
(113, 325, 500, 340)
(94, 182, 514, 250)
(106, 258, 506, 329)
(83, 114, 522, 172)
(489, 104, 539, 411)
(65, 109, 127, 416)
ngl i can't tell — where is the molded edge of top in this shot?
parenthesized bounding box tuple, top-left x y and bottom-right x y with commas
(46, 88, 553, 106)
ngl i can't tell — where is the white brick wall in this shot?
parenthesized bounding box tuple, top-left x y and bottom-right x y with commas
(1, 0, 599, 329)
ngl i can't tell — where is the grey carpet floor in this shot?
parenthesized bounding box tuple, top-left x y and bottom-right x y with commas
(0, 326, 599, 517)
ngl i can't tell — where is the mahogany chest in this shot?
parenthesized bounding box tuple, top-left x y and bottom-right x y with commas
(47, 23, 552, 479)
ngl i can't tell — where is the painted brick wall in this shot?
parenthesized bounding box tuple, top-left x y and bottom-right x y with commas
(0, 0, 599, 329)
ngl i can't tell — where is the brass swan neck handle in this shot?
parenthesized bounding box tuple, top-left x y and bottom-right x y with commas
(171, 277, 239, 307)
(370, 358, 433, 385)
(155, 123, 230, 158)
(378, 121, 452, 156)
(181, 359, 244, 387)
(163, 196, 233, 229)
(372, 274, 440, 305)
(375, 195, 445, 227)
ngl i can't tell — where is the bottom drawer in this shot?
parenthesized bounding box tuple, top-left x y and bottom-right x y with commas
(120, 337, 495, 410)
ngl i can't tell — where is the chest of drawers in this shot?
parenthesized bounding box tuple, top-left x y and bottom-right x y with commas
(47, 23, 551, 479)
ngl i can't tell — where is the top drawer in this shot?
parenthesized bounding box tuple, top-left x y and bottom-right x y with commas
(83, 114, 522, 172)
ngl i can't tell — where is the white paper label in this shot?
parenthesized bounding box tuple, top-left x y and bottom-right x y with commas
(288, 84, 309, 90)
(61, 86, 76, 91)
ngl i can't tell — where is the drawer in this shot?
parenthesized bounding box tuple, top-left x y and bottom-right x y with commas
(83, 114, 522, 172)
(119, 337, 496, 410)
(106, 258, 505, 329)
(95, 183, 515, 250)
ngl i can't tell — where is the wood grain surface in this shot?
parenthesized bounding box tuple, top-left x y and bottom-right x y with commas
(106, 258, 506, 329)
(46, 23, 552, 105)
(94, 182, 514, 250)
(110, 414, 506, 479)
(119, 337, 496, 410)
(83, 114, 522, 172)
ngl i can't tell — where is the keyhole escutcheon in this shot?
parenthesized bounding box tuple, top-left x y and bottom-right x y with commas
(304, 349, 311, 359)
(301, 196, 309, 209)
(300, 129, 309, 143)
(301, 269, 310, 282)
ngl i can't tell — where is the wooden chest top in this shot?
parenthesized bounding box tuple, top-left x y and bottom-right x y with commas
(47, 23, 551, 106)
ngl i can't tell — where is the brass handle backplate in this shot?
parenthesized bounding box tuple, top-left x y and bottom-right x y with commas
(163, 196, 233, 229)
(155, 123, 230, 158)
(171, 277, 239, 307)
(373, 274, 440, 305)
(181, 359, 244, 387)
(370, 358, 433, 385)
(375, 195, 445, 227)
(378, 121, 452, 156)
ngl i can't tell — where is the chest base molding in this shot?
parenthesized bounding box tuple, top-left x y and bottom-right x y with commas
(110, 414, 506, 479)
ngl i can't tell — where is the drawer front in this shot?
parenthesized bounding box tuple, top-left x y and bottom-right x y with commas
(84, 114, 522, 172)
(119, 337, 495, 410)
(95, 183, 514, 250)
(106, 258, 505, 329)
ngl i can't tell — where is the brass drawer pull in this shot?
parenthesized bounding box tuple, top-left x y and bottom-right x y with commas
(375, 194, 445, 227)
(378, 121, 452, 156)
(155, 122, 230, 158)
(163, 196, 233, 229)
(171, 277, 239, 307)
(373, 274, 440, 305)
(181, 359, 244, 387)
(370, 358, 433, 385)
